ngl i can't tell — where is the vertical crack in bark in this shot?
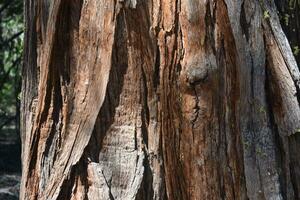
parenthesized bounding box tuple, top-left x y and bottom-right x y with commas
(190, 86, 199, 142)
(240, 1, 250, 42)
(141, 64, 150, 148)
(101, 170, 115, 200)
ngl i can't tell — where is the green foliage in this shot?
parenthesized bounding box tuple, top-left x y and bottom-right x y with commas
(256, 147, 267, 157)
(293, 46, 300, 56)
(277, 0, 300, 66)
(0, 0, 23, 135)
(284, 14, 290, 26)
(289, 0, 300, 10)
(263, 10, 270, 19)
(259, 106, 267, 116)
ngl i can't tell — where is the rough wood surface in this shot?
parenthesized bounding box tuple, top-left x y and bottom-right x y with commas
(21, 0, 300, 199)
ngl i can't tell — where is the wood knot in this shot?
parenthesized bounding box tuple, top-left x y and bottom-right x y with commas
(186, 62, 209, 85)
(185, 53, 217, 86)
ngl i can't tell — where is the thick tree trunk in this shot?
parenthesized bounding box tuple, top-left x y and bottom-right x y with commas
(21, 0, 300, 199)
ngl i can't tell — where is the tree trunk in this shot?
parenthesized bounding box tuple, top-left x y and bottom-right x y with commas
(21, 0, 300, 199)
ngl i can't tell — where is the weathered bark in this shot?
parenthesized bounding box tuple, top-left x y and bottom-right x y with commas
(21, 0, 300, 199)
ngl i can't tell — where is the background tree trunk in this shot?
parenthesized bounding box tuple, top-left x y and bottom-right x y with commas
(275, 0, 300, 65)
(21, 0, 300, 199)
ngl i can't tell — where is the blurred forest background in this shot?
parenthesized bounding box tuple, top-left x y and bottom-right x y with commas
(0, 0, 298, 199)
(0, 0, 23, 199)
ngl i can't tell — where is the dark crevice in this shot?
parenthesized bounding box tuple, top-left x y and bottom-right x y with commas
(153, 46, 161, 91)
(289, 134, 300, 200)
(56, 163, 78, 200)
(134, 125, 138, 150)
(190, 86, 200, 140)
(101, 170, 115, 200)
(204, 0, 215, 51)
(141, 65, 149, 148)
(216, 36, 227, 200)
(81, 163, 90, 200)
(135, 150, 154, 200)
(240, 1, 250, 41)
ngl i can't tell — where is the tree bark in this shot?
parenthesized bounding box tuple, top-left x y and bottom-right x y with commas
(21, 0, 300, 199)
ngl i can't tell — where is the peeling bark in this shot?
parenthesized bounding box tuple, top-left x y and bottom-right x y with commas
(21, 0, 300, 199)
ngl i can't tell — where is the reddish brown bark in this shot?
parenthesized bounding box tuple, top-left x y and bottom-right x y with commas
(21, 0, 300, 199)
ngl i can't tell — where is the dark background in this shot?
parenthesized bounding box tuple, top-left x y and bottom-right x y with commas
(0, 0, 22, 199)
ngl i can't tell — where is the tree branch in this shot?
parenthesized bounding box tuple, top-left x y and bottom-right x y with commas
(0, 30, 23, 47)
